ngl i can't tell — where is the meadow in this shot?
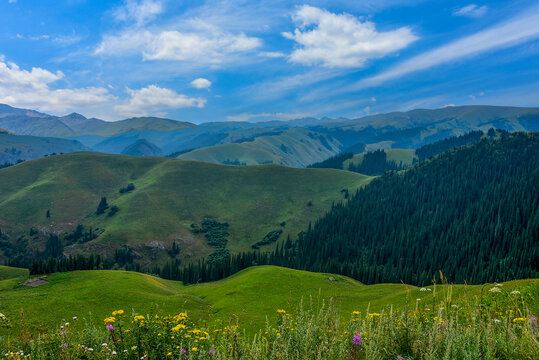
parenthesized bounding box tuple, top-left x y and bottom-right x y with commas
(0, 266, 537, 359)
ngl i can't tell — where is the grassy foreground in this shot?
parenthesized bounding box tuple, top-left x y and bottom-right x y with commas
(0, 267, 537, 359)
(0, 266, 537, 333)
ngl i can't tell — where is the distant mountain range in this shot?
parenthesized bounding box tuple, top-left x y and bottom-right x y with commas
(0, 103, 537, 165)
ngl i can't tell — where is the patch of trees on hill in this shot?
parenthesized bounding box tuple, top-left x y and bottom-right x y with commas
(307, 152, 353, 169)
(415, 129, 507, 161)
(347, 149, 406, 175)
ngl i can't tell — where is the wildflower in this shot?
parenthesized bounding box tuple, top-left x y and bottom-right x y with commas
(104, 316, 116, 324)
(192, 347, 198, 352)
(531, 317, 537, 322)
(167, 352, 172, 356)
(181, 349, 187, 356)
(106, 324, 115, 332)
(277, 309, 286, 314)
(510, 290, 521, 295)
(416, 298, 422, 301)
(420, 288, 427, 292)
(353, 333, 362, 346)
(397, 356, 404, 360)
(73, 316, 77, 320)
(494, 319, 501, 323)
(134, 315, 145, 322)
(112, 351, 117, 355)
(489, 287, 501, 293)
(209, 349, 216, 355)
(513, 317, 526, 323)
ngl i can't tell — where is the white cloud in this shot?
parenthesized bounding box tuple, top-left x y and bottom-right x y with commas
(454, 4, 488, 18)
(226, 112, 309, 122)
(259, 51, 286, 58)
(371, 97, 377, 102)
(114, 85, 206, 117)
(283, 5, 418, 68)
(349, 4, 539, 90)
(113, 0, 163, 26)
(191, 78, 212, 89)
(96, 24, 262, 64)
(0, 60, 112, 113)
(9, 0, 16, 3)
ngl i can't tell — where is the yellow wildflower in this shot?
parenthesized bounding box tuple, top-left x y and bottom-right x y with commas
(192, 347, 198, 352)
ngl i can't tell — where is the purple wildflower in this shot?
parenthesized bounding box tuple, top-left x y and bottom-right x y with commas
(531, 317, 537, 322)
(397, 356, 404, 360)
(63, 343, 69, 348)
(353, 333, 362, 346)
(181, 349, 187, 356)
(209, 348, 216, 355)
(106, 324, 115, 332)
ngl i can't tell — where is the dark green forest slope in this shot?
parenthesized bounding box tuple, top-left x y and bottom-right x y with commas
(280, 132, 538, 285)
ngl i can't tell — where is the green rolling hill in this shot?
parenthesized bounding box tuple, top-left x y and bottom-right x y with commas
(0, 152, 370, 264)
(343, 149, 417, 170)
(0, 265, 28, 280)
(0, 266, 536, 334)
(178, 128, 343, 167)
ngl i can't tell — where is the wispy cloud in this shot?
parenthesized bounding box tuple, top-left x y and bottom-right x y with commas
(191, 78, 212, 90)
(348, 4, 539, 91)
(283, 5, 418, 68)
(114, 85, 206, 117)
(95, 20, 262, 65)
(226, 111, 310, 122)
(0, 60, 112, 113)
(113, 0, 163, 26)
(453, 4, 488, 18)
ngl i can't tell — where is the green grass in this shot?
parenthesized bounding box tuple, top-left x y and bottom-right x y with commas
(343, 149, 417, 169)
(0, 152, 370, 262)
(0, 266, 28, 281)
(0, 266, 536, 336)
(179, 128, 343, 167)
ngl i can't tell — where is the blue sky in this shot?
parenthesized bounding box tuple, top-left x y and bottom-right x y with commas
(0, 0, 538, 123)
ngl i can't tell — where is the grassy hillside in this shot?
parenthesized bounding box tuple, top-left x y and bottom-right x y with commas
(0, 265, 28, 280)
(0, 152, 370, 263)
(343, 149, 417, 169)
(0, 266, 536, 334)
(0, 133, 88, 163)
(120, 139, 163, 156)
(179, 128, 343, 167)
(66, 116, 195, 137)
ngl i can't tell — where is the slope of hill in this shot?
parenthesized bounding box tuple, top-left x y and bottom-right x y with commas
(121, 139, 162, 156)
(0, 265, 28, 280)
(0, 133, 88, 163)
(312, 105, 539, 148)
(0, 152, 370, 265)
(178, 128, 343, 167)
(65, 116, 195, 137)
(0, 266, 535, 334)
(270, 132, 539, 285)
